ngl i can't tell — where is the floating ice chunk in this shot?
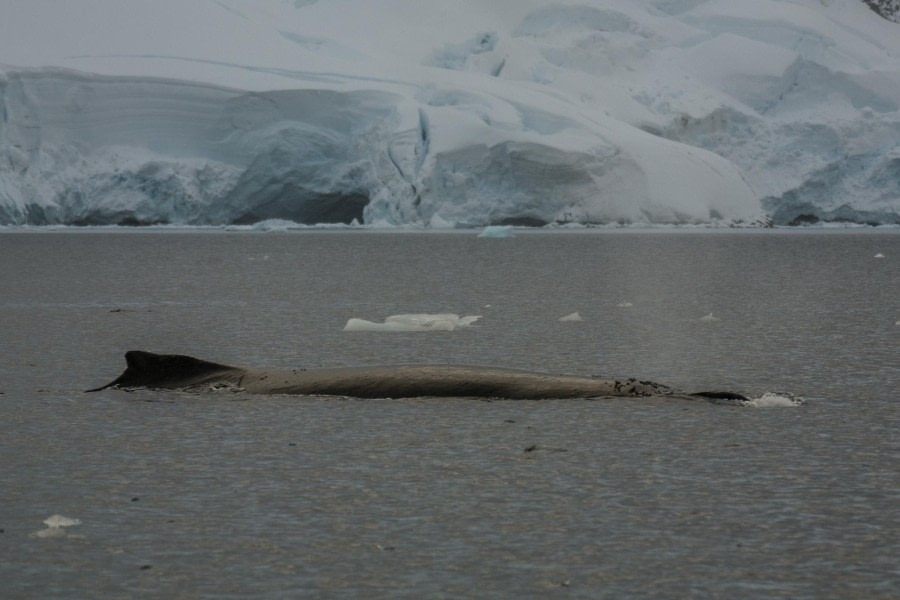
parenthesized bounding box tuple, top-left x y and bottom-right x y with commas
(558, 312, 583, 322)
(747, 392, 806, 407)
(617, 302, 633, 308)
(43, 515, 81, 528)
(699, 313, 720, 322)
(874, 253, 885, 258)
(32, 514, 82, 538)
(386, 313, 481, 328)
(344, 318, 437, 332)
(478, 226, 514, 238)
(344, 313, 481, 332)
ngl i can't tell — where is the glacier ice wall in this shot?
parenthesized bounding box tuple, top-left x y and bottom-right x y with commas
(466, 0, 900, 225)
(0, 69, 761, 226)
(647, 2, 900, 225)
(1, 0, 899, 226)
(0, 71, 408, 225)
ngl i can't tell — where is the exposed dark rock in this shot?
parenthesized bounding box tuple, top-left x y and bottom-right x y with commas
(863, 0, 900, 23)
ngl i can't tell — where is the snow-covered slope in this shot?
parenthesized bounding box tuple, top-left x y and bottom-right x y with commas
(1, 0, 898, 226)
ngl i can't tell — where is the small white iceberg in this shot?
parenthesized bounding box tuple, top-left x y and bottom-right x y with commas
(699, 313, 720, 322)
(344, 313, 481, 332)
(617, 302, 633, 308)
(558, 312, 583, 322)
(874, 253, 885, 259)
(32, 514, 82, 538)
(478, 226, 514, 238)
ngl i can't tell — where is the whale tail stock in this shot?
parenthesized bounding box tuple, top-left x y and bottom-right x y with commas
(85, 350, 236, 392)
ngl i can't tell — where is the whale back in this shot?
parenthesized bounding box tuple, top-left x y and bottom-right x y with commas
(87, 351, 769, 403)
(87, 350, 237, 391)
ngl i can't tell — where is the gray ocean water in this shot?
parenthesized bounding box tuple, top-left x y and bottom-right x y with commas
(1, 229, 898, 599)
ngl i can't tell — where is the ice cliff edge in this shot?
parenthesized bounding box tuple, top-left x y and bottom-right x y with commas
(1, 0, 899, 226)
(0, 68, 762, 227)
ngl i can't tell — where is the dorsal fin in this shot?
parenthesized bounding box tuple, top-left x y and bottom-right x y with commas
(86, 351, 236, 392)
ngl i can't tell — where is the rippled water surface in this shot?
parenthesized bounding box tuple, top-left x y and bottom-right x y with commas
(1, 229, 898, 598)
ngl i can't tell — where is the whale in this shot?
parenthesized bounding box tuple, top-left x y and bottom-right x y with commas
(87, 350, 756, 404)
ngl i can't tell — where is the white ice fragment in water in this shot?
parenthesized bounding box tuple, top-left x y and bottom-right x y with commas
(32, 514, 82, 538)
(344, 313, 481, 332)
(478, 226, 514, 238)
(558, 312, 583, 322)
(44, 515, 81, 528)
(874, 253, 885, 258)
(617, 302, 633, 308)
(699, 313, 720, 322)
(747, 392, 805, 407)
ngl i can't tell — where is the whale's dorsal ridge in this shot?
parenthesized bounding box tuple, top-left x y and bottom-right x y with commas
(88, 351, 771, 404)
(86, 350, 236, 392)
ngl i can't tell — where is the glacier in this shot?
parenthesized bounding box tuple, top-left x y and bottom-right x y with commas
(1, 0, 898, 227)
